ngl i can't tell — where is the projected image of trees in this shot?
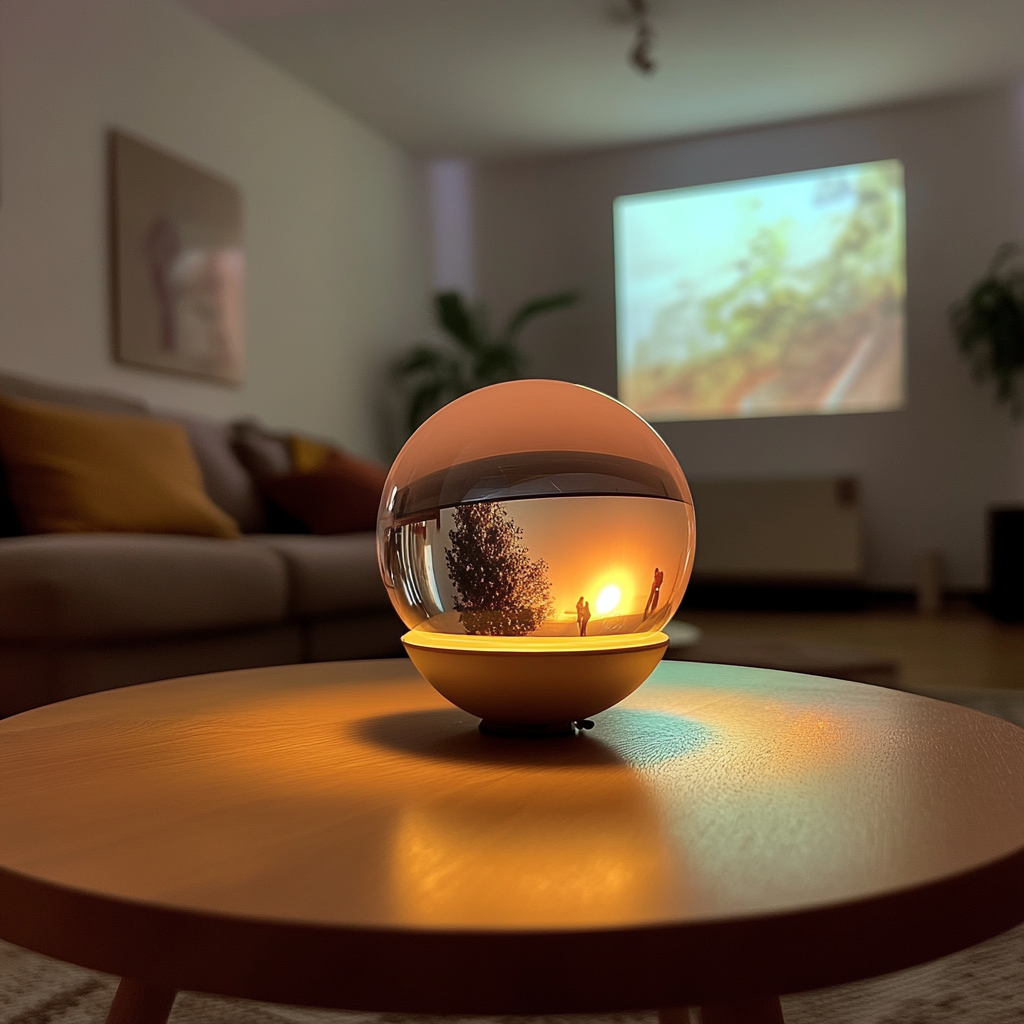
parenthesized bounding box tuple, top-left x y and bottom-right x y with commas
(615, 160, 905, 420)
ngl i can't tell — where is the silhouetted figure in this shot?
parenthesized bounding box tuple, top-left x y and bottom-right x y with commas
(576, 596, 586, 636)
(580, 600, 591, 637)
(644, 567, 665, 617)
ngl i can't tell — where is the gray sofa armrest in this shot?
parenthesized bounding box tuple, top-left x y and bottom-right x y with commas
(0, 534, 288, 642)
(244, 533, 393, 618)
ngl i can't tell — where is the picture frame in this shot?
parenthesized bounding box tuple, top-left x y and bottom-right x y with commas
(108, 130, 245, 386)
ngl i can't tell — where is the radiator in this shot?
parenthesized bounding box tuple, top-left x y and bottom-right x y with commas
(687, 477, 862, 584)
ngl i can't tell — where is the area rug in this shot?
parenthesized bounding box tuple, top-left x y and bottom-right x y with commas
(2, 688, 1022, 1024)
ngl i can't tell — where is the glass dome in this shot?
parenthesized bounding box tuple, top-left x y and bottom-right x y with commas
(377, 380, 694, 644)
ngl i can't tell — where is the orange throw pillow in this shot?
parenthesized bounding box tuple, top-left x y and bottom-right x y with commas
(260, 449, 387, 535)
(0, 397, 240, 538)
(288, 434, 335, 473)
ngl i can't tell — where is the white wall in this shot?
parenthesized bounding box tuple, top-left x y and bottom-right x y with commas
(0, 0, 431, 459)
(475, 88, 1024, 590)
(428, 159, 475, 298)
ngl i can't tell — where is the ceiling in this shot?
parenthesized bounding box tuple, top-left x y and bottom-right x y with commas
(180, 0, 1024, 160)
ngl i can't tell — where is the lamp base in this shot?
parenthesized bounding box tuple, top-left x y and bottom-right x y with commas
(479, 720, 577, 738)
(402, 629, 669, 730)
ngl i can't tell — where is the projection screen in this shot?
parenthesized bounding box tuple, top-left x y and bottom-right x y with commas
(615, 159, 906, 421)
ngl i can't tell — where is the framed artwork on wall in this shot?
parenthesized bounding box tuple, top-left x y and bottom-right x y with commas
(108, 130, 245, 386)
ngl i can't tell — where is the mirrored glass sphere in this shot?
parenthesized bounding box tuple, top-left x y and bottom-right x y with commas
(377, 381, 694, 643)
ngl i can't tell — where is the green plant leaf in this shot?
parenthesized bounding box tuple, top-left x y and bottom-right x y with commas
(502, 291, 579, 344)
(950, 244, 1024, 416)
(394, 289, 578, 437)
(472, 343, 522, 386)
(407, 383, 444, 433)
(407, 370, 465, 431)
(988, 241, 1023, 277)
(393, 344, 449, 377)
(435, 292, 484, 352)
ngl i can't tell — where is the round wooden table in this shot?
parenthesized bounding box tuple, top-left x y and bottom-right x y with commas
(1, 660, 1023, 1024)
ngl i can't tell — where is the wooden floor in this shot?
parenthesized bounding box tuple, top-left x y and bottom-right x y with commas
(679, 603, 1024, 692)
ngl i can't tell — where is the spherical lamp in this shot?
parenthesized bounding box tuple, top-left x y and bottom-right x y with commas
(377, 380, 695, 736)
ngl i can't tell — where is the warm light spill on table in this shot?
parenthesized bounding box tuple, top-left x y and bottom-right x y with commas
(0, 659, 1023, 933)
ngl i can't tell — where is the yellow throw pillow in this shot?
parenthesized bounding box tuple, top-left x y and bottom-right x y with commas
(0, 397, 240, 538)
(288, 434, 335, 473)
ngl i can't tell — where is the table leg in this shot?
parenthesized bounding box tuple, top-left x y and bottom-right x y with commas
(659, 997, 784, 1024)
(104, 978, 178, 1024)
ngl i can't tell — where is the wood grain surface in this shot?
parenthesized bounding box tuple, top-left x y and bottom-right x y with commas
(0, 659, 1022, 1013)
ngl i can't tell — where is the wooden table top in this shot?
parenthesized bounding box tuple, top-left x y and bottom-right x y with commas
(1, 659, 1022, 1013)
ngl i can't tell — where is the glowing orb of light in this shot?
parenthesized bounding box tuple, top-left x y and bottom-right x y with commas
(377, 380, 694, 642)
(596, 585, 622, 615)
(376, 379, 696, 735)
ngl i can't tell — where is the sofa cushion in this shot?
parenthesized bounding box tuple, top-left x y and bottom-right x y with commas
(303, 611, 405, 662)
(0, 397, 240, 538)
(167, 413, 266, 534)
(289, 434, 335, 472)
(258, 451, 386, 536)
(245, 532, 391, 617)
(0, 534, 288, 642)
(0, 372, 150, 537)
(231, 419, 292, 478)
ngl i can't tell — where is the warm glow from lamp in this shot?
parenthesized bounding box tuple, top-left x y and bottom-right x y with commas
(596, 584, 622, 615)
(376, 379, 696, 734)
(391, 775, 674, 926)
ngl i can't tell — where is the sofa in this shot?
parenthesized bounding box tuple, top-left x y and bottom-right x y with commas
(0, 371, 404, 719)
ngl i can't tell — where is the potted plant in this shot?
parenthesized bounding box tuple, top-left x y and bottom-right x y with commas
(950, 244, 1024, 621)
(950, 242, 1024, 416)
(395, 290, 578, 433)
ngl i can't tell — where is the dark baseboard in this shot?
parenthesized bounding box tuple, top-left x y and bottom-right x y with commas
(680, 582, 871, 612)
(680, 583, 990, 614)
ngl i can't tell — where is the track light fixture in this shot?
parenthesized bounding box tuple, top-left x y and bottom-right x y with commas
(627, 0, 656, 74)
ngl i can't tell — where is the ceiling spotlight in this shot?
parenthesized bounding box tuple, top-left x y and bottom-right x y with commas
(628, 0, 656, 75)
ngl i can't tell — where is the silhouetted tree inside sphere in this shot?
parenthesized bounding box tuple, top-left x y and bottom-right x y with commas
(445, 501, 553, 636)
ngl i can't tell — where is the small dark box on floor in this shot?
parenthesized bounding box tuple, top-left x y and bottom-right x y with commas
(989, 506, 1024, 621)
